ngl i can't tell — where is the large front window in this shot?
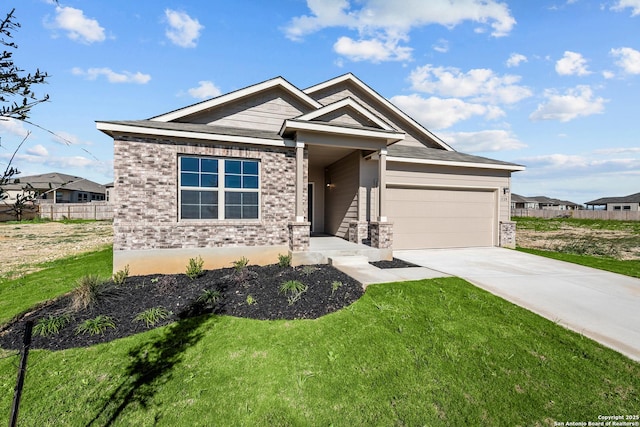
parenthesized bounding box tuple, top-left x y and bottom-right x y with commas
(179, 156, 259, 220)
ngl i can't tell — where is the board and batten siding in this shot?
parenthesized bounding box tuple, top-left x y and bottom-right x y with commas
(324, 151, 360, 238)
(177, 88, 311, 133)
(309, 83, 442, 149)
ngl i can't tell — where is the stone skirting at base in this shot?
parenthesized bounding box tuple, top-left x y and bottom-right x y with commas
(288, 221, 310, 252)
(348, 221, 369, 245)
(499, 221, 516, 248)
(370, 221, 393, 249)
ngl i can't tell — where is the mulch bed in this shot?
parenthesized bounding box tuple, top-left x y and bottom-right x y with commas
(370, 258, 419, 269)
(0, 264, 363, 351)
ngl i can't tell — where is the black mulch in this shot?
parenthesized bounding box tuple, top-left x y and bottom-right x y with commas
(0, 264, 363, 352)
(370, 258, 420, 269)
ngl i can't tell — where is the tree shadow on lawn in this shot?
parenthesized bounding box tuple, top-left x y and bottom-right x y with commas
(86, 301, 213, 426)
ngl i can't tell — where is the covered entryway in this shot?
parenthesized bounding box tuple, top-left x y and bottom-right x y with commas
(387, 187, 496, 249)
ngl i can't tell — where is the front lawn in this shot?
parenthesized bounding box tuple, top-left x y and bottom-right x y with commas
(1, 277, 638, 425)
(517, 248, 640, 278)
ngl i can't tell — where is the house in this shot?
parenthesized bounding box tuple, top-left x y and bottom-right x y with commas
(585, 192, 640, 211)
(96, 73, 525, 275)
(1, 172, 106, 204)
(512, 195, 582, 210)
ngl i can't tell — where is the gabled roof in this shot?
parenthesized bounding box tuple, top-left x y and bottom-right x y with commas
(304, 73, 455, 152)
(292, 97, 395, 131)
(150, 76, 321, 122)
(8, 172, 106, 193)
(380, 144, 525, 171)
(585, 192, 640, 205)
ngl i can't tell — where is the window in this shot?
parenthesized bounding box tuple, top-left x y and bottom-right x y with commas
(623, 205, 631, 211)
(614, 206, 621, 211)
(179, 156, 259, 220)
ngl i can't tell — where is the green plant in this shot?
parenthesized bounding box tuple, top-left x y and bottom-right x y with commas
(331, 281, 343, 295)
(246, 294, 257, 305)
(33, 313, 73, 337)
(75, 315, 116, 336)
(186, 256, 205, 279)
(280, 280, 308, 305)
(301, 265, 317, 276)
(198, 289, 221, 305)
(71, 274, 108, 311)
(232, 256, 249, 273)
(278, 253, 292, 268)
(134, 307, 171, 328)
(112, 264, 130, 285)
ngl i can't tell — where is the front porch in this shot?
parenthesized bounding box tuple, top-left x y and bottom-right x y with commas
(290, 236, 392, 266)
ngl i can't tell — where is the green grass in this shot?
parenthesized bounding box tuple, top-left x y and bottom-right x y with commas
(514, 216, 640, 233)
(517, 247, 640, 278)
(1, 278, 638, 426)
(0, 246, 112, 325)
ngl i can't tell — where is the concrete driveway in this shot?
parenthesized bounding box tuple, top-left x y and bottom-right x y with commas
(394, 247, 640, 362)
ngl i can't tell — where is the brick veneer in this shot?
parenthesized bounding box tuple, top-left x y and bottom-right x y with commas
(113, 137, 300, 251)
(370, 221, 393, 249)
(348, 220, 369, 244)
(288, 221, 310, 251)
(499, 221, 516, 249)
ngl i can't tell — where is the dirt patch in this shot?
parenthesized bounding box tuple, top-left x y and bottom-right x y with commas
(0, 221, 113, 279)
(516, 222, 640, 260)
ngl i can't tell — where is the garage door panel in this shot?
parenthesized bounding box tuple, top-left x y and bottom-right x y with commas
(388, 188, 495, 249)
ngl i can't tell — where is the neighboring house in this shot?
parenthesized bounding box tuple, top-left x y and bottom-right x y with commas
(585, 192, 640, 211)
(105, 182, 114, 203)
(512, 194, 582, 210)
(97, 73, 525, 275)
(2, 172, 106, 204)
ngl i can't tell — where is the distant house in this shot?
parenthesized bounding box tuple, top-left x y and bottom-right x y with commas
(585, 192, 640, 211)
(3, 172, 106, 204)
(511, 194, 582, 210)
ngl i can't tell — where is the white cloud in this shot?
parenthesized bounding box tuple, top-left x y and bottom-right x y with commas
(333, 36, 412, 62)
(555, 51, 591, 76)
(593, 147, 640, 155)
(432, 39, 449, 53)
(516, 153, 640, 176)
(391, 94, 504, 129)
(26, 144, 49, 157)
(0, 118, 30, 138)
(602, 70, 615, 79)
(72, 67, 151, 84)
(529, 85, 607, 122)
(408, 65, 532, 104)
(50, 6, 105, 44)
(51, 131, 91, 146)
(188, 81, 222, 99)
(506, 53, 527, 67)
(165, 9, 204, 48)
(611, 0, 640, 16)
(611, 47, 640, 74)
(284, 1, 515, 62)
(439, 130, 527, 152)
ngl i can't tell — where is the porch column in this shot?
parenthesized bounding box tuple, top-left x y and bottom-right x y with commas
(378, 148, 387, 222)
(295, 141, 305, 222)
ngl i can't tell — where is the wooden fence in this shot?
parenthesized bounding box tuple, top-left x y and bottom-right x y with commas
(37, 202, 113, 221)
(512, 208, 640, 221)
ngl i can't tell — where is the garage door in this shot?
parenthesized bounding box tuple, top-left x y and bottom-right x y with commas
(387, 187, 495, 249)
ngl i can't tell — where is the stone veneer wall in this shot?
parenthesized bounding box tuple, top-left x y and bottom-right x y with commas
(113, 137, 299, 251)
(370, 221, 393, 249)
(499, 221, 516, 249)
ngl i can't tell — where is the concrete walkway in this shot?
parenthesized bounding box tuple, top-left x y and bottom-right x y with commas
(395, 247, 640, 362)
(329, 256, 447, 287)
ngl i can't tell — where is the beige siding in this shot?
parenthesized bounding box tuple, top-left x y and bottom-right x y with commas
(178, 88, 310, 133)
(309, 82, 443, 149)
(325, 152, 359, 238)
(318, 108, 379, 128)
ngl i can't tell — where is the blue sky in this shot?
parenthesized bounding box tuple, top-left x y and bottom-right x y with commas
(2, 0, 639, 204)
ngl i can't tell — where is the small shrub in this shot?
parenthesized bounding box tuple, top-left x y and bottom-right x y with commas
(331, 281, 343, 295)
(246, 294, 257, 305)
(280, 280, 308, 305)
(134, 307, 171, 328)
(112, 264, 130, 285)
(75, 315, 116, 336)
(71, 275, 108, 311)
(186, 256, 205, 279)
(198, 289, 221, 305)
(34, 313, 73, 337)
(232, 256, 249, 273)
(301, 265, 317, 276)
(278, 253, 292, 268)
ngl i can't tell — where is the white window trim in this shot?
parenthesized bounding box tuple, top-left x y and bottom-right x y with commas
(178, 156, 261, 221)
